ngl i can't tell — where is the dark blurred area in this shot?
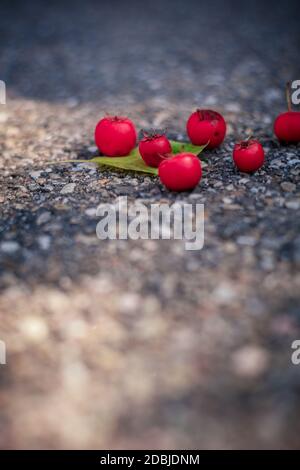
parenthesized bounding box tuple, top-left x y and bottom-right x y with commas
(0, 0, 299, 110)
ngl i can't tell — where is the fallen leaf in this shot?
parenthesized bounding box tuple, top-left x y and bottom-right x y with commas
(89, 141, 207, 175)
(50, 141, 207, 176)
(90, 148, 158, 175)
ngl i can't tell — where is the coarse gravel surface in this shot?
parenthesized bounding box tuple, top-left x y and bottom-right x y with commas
(0, 0, 300, 449)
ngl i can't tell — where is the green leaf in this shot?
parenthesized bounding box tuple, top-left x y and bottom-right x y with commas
(88, 141, 207, 175)
(90, 148, 158, 175)
(49, 140, 207, 175)
(170, 140, 208, 155)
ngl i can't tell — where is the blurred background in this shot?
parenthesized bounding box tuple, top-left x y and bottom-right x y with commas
(1, 0, 299, 110)
(0, 0, 300, 449)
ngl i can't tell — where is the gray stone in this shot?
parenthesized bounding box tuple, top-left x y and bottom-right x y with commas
(85, 207, 97, 217)
(0, 241, 20, 253)
(36, 211, 52, 225)
(236, 236, 257, 246)
(38, 235, 51, 250)
(60, 183, 76, 194)
(29, 170, 43, 180)
(285, 200, 300, 210)
(281, 182, 296, 192)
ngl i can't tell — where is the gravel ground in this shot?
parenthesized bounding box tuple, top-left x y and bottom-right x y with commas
(0, 0, 300, 449)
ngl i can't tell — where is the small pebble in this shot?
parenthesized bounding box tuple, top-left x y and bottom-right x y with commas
(281, 182, 296, 193)
(285, 200, 300, 210)
(38, 235, 51, 250)
(29, 170, 43, 179)
(236, 236, 256, 246)
(60, 183, 76, 194)
(85, 207, 97, 217)
(232, 346, 269, 378)
(19, 316, 49, 342)
(0, 241, 20, 253)
(36, 211, 52, 225)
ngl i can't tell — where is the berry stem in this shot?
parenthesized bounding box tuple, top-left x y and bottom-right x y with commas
(141, 129, 150, 138)
(286, 81, 292, 112)
(238, 133, 253, 149)
(238, 133, 252, 145)
(158, 153, 172, 160)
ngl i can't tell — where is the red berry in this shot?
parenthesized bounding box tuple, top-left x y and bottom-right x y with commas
(274, 111, 300, 143)
(158, 153, 202, 192)
(186, 109, 226, 149)
(139, 132, 172, 168)
(233, 139, 265, 173)
(95, 116, 137, 156)
(274, 82, 300, 144)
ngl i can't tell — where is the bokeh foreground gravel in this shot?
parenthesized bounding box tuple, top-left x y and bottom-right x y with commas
(0, 0, 300, 449)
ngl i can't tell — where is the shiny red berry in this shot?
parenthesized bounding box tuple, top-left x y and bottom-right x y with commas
(233, 139, 265, 173)
(274, 111, 300, 143)
(274, 82, 300, 144)
(158, 153, 202, 192)
(186, 109, 226, 149)
(139, 132, 172, 168)
(95, 116, 137, 156)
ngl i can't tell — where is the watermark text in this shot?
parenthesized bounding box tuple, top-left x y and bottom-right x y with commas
(291, 80, 300, 105)
(291, 340, 300, 365)
(0, 340, 6, 365)
(0, 80, 6, 105)
(96, 197, 204, 250)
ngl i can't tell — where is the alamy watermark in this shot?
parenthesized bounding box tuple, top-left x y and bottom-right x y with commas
(0, 340, 6, 365)
(291, 80, 300, 105)
(95, 197, 204, 250)
(291, 340, 300, 365)
(0, 80, 6, 105)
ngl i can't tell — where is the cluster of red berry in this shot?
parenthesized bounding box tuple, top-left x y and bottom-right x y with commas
(94, 99, 300, 192)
